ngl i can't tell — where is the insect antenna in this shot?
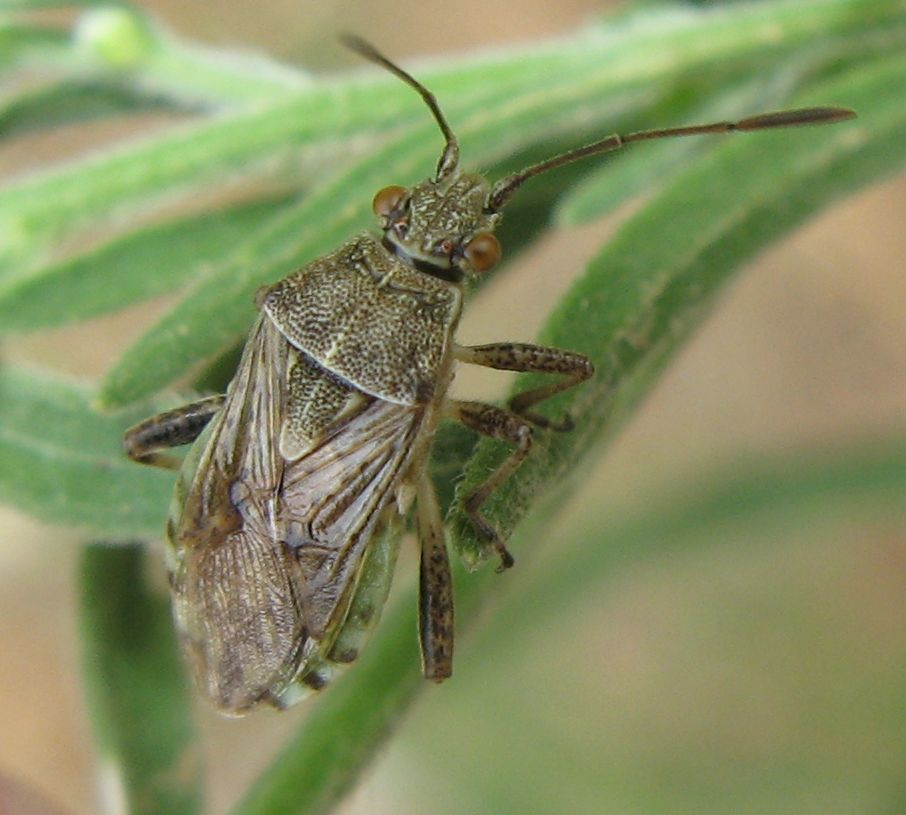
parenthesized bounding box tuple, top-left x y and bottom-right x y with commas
(486, 106, 856, 212)
(342, 35, 460, 182)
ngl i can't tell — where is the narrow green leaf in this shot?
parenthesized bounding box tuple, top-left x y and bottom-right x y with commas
(0, 90, 337, 279)
(231, 435, 906, 815)
(477, 435, 906, 657)
(80, 543, 201, 815)
(231, 51, 906, 812)
(0, 0, 107, 8)
(0, 194, 295, 333)
(3, 0, 900, 280)
(0, 80, 185, 138)
(62, 5, 312, 105)
(0, 22, 68, 69)
(421, 435, 906, 815)
(449, 53, 906, 566)
(0, 365, 175, 538)
(1, 7, 305, 123)
(122, 19, 312, 105)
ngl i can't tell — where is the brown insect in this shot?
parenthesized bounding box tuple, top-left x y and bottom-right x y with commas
(124, 37, 854, 714)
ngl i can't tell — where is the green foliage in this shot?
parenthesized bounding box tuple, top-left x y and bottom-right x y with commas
(1, 0, 905, 813)
(80, 544, 201, 815)
(451, 52, 906, 565)
(0, 195, 294, 332)
(0, 366, 174, 537)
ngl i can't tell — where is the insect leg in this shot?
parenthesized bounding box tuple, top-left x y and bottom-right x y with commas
(416, 470, 454, 681)
(123, 395, 225, 470)
(454, 343, 593, 430)
(451, 400, 536, 571)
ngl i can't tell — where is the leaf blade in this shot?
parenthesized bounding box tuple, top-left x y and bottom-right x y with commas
(79, 543, 201, 815)
(97, 47, 896, 407)
(232, 41, 906, 815)
(0, 194, 295, 334)
(0, 366, 175, 538)
(3, 0, 900, 279)
(450, 52, 906, 565)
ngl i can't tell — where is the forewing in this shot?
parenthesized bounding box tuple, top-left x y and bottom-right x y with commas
(172, 314, 425, 712)
(279, 393, 424, 639)
(172, 313, 302, 712)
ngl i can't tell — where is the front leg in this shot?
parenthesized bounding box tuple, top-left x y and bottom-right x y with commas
(454, 342, 593, 429)
(123, 395, 225, 470)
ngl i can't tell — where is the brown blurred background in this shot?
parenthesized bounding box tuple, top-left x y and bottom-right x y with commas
(2, 2, 905, 814)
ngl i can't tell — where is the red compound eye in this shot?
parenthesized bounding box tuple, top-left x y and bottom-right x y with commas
(464, 232, 501, 273)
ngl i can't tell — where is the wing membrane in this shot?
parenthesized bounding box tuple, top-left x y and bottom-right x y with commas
(280, 395, 423, 637)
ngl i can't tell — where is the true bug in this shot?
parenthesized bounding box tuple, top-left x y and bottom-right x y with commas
(124, 37, 854, 714)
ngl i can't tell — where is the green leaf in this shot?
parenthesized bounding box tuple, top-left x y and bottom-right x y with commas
(450, 53, 906, 566)
(0, 22, 68, 69)
(0, 80, 186, 138)
(231, 428, 906, 815)
(413, 435, 906, 815)
(80, 543, 201, 815)
(63, 5, 311, 104)
(0, 365, 175, 538)
(0, 85, 344, 277)
(0, 194, 295, 333)
(95, 8, 906, 407)
(477, 435, 906, 656)
(231, 48, 906, 811)
(4, 0, 901, 283)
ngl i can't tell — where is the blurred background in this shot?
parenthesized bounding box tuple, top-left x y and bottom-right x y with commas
(2, 1, 905, 814)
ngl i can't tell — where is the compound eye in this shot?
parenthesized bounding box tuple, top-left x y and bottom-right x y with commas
(372, 185, 408, 219)
(464, 232, 501, 273)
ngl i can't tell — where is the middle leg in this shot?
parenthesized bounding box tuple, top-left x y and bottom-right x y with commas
(450, 400, 535, 571)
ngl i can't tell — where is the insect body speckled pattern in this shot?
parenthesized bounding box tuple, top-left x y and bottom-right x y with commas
(124, 38, 854, 714)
